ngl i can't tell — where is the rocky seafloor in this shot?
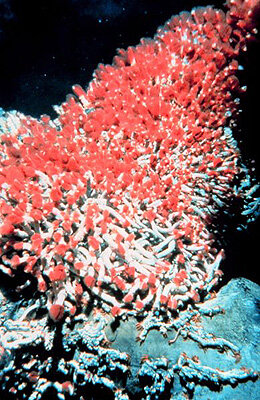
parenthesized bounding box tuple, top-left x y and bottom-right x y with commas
(0, 277, 259, 399)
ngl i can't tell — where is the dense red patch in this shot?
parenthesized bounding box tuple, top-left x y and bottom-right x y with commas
(0, 0, 258, 321)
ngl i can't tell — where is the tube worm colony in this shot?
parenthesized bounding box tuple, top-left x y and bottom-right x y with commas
(0, 0, 259, 398)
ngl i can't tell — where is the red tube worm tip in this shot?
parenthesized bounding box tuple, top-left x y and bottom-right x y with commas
(49, 304, 65, 322)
